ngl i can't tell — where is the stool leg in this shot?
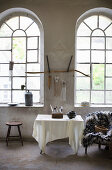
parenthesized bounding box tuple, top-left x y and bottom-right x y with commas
(85, 146, 87, 154)
(98, 143, 101, 150)
(6, 126, 11, 146)
(17, 126, 23, 146)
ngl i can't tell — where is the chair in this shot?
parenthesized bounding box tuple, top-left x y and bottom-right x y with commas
(82, 111, 112, 154)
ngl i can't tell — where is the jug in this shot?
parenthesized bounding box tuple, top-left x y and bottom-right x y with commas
(25, 90, 33, 106)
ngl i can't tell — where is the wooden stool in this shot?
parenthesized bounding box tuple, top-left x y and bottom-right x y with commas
(6, 121, 23, 146)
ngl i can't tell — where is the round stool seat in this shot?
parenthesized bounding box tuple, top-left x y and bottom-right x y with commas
(6, 121, 22, 126)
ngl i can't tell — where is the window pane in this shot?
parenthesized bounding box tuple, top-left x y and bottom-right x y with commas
(27, 50, 38, 62)
(84, 16, 97, 30)
(20, 16, 33, 30)
(0, 78, 11, 89)
(106, 38, 112, 49)
(32, 91, 40, 103)
(6, 17, 19, 30)
(92, 29, 104, 36)
(0, 90, 11, 103)
(77, 37, 90, 49)
(26, 23, 40, 36)
(106, 78, 112, 90)
(0, 51, 11, 63)
(13, 77, 25, 89)
(92, 64, 104, 90)
(106, 64, 112, 76)
(106, 91, 112, 103)
(27, 63, 40, 76)
(13, 64, 25, 76)
(27, 77, 40, 90)
(75, 91, 90, 103)
(91, 51, 104, 63)
(77, 22, 91, 36)
(91, 37, 105, 49)
(77, 51, 90, 63)
(0, 64, 9, 76)
(76, 77, 90, 90)
(0, 23, 13, 36)
(99, 16, 111, 30)
(76, 64, 90, 76)
(13, 37, 26, 63)
(13, 30, 26, 36)
(91, 91, 104, 103)
(106, 51, 112, 63)
(13, 91, 25, 103)
(0, 38, 11, 50)
(27, 37, 38, 49)
(105, 24, 112, 36)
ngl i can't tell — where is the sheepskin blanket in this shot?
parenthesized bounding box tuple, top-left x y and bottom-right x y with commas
(82, 111, 112, 147)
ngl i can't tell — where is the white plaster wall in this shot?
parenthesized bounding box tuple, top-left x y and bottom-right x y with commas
(0, 106, 47, 139)
(0, 0, 112, 139)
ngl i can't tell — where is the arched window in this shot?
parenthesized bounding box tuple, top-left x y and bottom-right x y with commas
(75, 8, 112, 106)
(0, 8, 44, 105)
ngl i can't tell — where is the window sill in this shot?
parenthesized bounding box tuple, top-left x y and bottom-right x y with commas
(0, 104, 44, 108)
(74, 104, 112, 108)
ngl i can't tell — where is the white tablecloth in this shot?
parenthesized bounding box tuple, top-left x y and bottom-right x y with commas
(32, 114, 84, 154)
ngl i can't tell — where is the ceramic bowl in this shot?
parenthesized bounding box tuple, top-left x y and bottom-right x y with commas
(67, 111, 76, 119)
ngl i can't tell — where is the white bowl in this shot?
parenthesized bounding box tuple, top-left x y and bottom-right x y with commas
(8, 103, 18, 106)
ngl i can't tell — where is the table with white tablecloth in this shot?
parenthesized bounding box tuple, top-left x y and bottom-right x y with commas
(32, 114, 84, 154)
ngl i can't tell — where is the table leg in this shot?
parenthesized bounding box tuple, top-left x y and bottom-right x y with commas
(40, 150, 45, 154)
(40, 150, 42, 154)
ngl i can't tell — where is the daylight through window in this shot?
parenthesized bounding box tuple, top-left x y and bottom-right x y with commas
(0, 16, 41, 104)
(75, 15, 112, 105)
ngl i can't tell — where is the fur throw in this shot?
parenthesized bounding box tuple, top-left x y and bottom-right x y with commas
(82, 111, 112, 147)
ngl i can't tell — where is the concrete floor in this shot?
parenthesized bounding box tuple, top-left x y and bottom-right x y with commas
(0, 140, 112, 170)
